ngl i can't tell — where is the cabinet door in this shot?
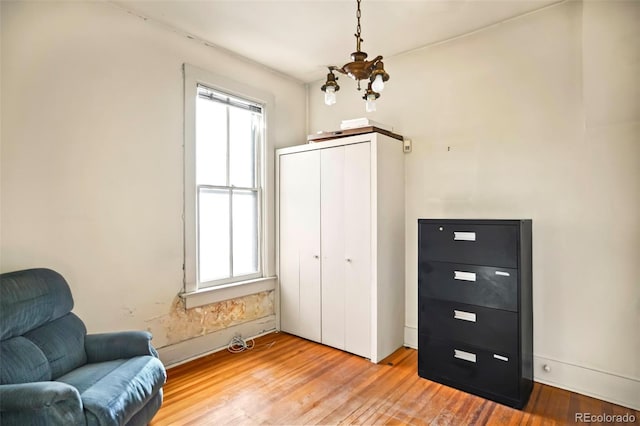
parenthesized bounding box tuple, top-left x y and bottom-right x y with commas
(321, 146, 346, 350)
(279, 150, 321, 342)
(343, 143, 372, 358)
(321, 143, 372, 358)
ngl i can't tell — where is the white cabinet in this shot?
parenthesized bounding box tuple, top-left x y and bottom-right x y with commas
(277, 131, 404, 363)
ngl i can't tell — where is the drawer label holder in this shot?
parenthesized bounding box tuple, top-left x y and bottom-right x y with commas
(453, 231, 476, 241)
(454, 271, 476, 282)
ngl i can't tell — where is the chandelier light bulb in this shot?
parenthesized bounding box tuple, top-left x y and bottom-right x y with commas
(365, 93, 377, 112)
(372, 74, 385, 93)
(324, 86, 337, 106)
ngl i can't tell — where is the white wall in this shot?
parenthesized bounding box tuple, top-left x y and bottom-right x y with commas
(1, 2, 306, 355)
(309, 0, 639, 409)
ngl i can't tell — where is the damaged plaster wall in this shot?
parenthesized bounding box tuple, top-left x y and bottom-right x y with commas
(147, 291, 275, 348)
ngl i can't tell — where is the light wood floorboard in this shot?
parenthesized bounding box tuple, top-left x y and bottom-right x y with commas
(150, 332, 639, 425)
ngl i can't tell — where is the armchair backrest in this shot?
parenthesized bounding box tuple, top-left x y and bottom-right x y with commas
(0, 268, 87, 384)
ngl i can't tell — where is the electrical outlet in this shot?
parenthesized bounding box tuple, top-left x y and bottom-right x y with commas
(403, 138, 412, 153)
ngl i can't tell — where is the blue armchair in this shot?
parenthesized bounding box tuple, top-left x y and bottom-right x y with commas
(0, 268, 166, 425)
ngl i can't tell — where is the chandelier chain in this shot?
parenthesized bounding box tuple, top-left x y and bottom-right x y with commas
(355, 0, 362, 50)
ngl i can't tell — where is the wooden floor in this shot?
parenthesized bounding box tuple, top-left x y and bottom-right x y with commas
(150, 332, 638, 425)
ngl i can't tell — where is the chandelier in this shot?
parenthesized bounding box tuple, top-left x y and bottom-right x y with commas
(321, 0, 389, 112)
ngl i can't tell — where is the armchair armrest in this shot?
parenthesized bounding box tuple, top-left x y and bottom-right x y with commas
(0, 382, 84, 425)
(85, 331, 159, 363)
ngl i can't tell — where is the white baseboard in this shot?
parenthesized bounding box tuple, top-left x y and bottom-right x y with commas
(158, 315, 276, 368)
(404, 325, 418, 349)
(534, 355, 639, 410)
(404, 326, 640, 410)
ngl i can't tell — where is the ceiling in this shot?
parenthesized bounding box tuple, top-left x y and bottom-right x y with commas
(112, 0, 561, 83)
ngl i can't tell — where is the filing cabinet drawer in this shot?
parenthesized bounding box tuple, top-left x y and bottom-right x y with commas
(419, 261, 517, 311)
(419, 222, 519, 268)
(419, 299, 518, 354)
(418, 336, 519, 400)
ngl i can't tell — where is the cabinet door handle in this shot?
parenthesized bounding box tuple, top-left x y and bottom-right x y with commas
(495, 271, 510, 277)
(454, 310, 476, 322)
(453, 231, 476, 241)
(313, 255, 319, 259)
(493, 354, 509, 362)
(454, 271, 476, 282)
(345, 258, 352, 263)
(454, 349, 477, 363)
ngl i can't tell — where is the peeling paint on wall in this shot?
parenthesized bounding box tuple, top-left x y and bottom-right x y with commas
(150, 291, 274, 347)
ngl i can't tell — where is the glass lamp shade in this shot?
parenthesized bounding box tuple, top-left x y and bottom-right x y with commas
(365, 93, 377, 112)
(371, 74, 385, 93)
(324, 86, 337, 105)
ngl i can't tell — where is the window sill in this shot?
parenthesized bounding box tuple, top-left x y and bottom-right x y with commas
(180, 276, 277, 309)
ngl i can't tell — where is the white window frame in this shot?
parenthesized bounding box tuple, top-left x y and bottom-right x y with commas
(183, 64, 274, 303)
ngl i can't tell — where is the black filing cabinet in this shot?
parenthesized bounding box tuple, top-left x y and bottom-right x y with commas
(418, 219, 533, 409)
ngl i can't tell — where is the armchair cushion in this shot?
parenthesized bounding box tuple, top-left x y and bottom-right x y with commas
(85, 331, 158, 364)
(0, 337, 51, 384)
(25, 313, 87, 379)
(0, 269, 74, 340)
(0, 381, 84, 425)
(57, 356, 165, 425)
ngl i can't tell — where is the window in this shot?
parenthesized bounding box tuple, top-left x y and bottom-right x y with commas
(195, 86, 263, 286)
(184, 65, 268, 293)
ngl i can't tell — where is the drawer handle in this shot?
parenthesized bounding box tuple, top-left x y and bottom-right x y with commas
(454, 271, 476, 282)
(454, 349, 477, 363)
(454, 310, 476, 322)
(453, 231, 476, 241)
(493, 354, 509, 362)
(495, 271, 510, 277)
